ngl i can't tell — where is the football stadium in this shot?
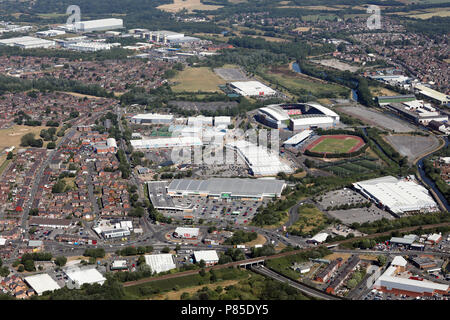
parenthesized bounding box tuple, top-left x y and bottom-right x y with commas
(255, 102, 340, 130)
(306, 135, 365, 155)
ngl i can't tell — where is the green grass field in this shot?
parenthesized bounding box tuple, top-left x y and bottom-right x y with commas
(260, 65, 349, 99)
(310, 136, 361, 154)
(171, 67, 226, 92)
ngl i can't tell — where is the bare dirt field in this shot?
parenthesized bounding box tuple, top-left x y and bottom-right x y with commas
(171, 67, 226, 92)
(0, 125, 49, 150)
(310, 59, 360, 72)
(157, 0, 223, 13)
(384, 134, 441, 162)
(338, 106, 416, 133)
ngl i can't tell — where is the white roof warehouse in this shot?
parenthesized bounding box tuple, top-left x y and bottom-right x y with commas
(25, 274, 61, 296)
(353, 176, 438, 216)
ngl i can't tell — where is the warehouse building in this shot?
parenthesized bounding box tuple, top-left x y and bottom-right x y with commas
(144, 254, 176, 274)
(110, 260, 128, 271)
(72, 18, 123, 32)
(214, 116, 231, 127)
(226, 140, 293, 176)
(193, 250, 219, 266)
(256, 102, 339, 130)
(352, 176, 439, 216)
(66, 41, 116, 52)
(229, 81, 276, 97)
(386, 100, 448, 125)
(131, 113, 174, 125)
(130, 136, 202, 149)
(0, 36, 55, 49)
(188, 115, 213, 127)
(25, 274, 61, 296)
(173, 227, 199, 239)
(167, 178, 286, 201)
(29, 217, 72, 229)
(377, 95, 417, 106)
(64, 266, 106, 286)
(414, 84, 449, 105)
(374, 256, 449, 297)
(36, 29, 66, 37)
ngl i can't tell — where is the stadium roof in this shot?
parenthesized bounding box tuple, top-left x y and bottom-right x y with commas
(259, 105, 289, 122)
(283, 130, 313, 146)
(144, 254, 176, 274)
(25, 274, 61, 295)
(353, 176, 438, 214)
(168, 178, 286, 198)
(306, 102, 339, 118)
(65, 267, 106, 286)
(194, 250, 219, 263)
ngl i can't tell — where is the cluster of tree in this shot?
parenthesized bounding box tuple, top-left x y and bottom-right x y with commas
(252, 197, 296, 226)
(423, 146, 450, 202)
(20, 133, 43, 148)
(148, 203, 172, 224)
(350, 212, 450, 235)
(116, 149, 131, 179)
(34, 278, 126, 300)
(83, 248, 105, 259)
(40, 127, 57, 142)
(218, 248, 246, 264)
(15, 252, 53, 272)
(250, 244, 276, 258)
(0, 74, 114, 98)
(116, 246, 153, 256)
(366, 128, 408, 168)
(223, 230, 257, 245)
(0, 258, 10, 277)
(52, 179, 68, 194)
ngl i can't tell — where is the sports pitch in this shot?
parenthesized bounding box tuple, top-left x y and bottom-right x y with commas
(307, 135, 364, 154)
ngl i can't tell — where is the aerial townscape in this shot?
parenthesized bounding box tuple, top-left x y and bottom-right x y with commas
(0, 0, 449, 307)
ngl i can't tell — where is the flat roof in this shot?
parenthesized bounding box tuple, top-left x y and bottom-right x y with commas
(353, 176, 438, 214)
(132, 113, 173, 120)
(283, 130, 313, 146)
(25, 273, 61, 295)
(174, 227, 199, 237)
(168, 178, 286, 197)
(194, 250, 219, 262)
(65, 267, 106, 286)
(144, 254, 176, 274)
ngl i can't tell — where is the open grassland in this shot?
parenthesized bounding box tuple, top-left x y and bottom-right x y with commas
(261, 64, 349, 98)
(309, 136, 362, 154)
(0, 125, 49, 150)
(171, 67, 226, 92)
(124, 268, 249, 299)
(369, 86, 401, 97)
(287, 204, 328, 234)
(157, 0, 223, 13)
(151, 279, 241, 300)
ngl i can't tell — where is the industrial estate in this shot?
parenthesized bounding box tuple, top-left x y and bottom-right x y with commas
(0, 0, 448, 305)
